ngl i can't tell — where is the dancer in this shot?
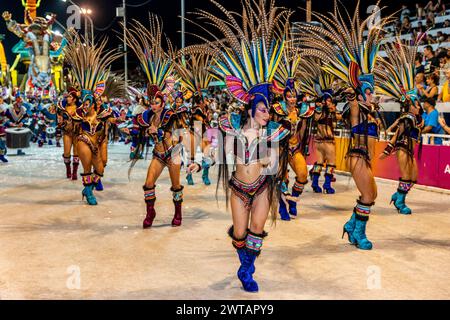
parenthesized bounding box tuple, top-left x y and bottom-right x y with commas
(191, 0, 291, 292)
(376, 37, 424, 215)
(125, 14, 189, 228)
(64, 30, 121, 205)
(297, 0, 393, 249)
(271, 30, 311, 221)
(174, 52, 215, 186)
(297, 58, 338, 194)
(0, 94, 8, 162)
(57, 88, 80, 180)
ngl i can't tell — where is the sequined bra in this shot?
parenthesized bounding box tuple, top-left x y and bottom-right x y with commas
(218, 114, 290, 165)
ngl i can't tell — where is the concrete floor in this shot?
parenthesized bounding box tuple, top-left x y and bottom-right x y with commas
(0, 143, 449, 300)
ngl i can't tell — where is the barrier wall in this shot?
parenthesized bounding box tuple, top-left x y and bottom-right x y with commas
(306, 138, 450, 190)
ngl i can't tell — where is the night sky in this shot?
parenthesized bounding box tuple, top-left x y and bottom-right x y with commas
(0, 0, 431, 68)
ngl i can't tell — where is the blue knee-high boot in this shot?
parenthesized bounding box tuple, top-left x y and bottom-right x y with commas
(391, 179, 413, 215)
(0, 140, 8, 163)
(81, 173, 97, 205)
(93, 171, 104, 191)
(186, 173, 194, 185)
(288, 180, 306, 217)
(350, 200, 373, 250)
(238, 230, 267, 292)
(323, 164, 336, 194)
(278, 197, 290, 221)
(342, 212, 356, 244)
(201, 160, 211, 185)
(310, 163, 323, 193)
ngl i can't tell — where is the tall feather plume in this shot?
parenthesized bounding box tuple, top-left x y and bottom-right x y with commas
(273, 22, 302, 90)
(187, 0, 292, 91)
(103, 73, 127, 99)
(174, 51, 215, 94)
(120, 13, 175, 90)
(297, 57, 335, 98)
(294, 0, 395, 88)
(375, 35, 422, 101)
(64, 29, 121, 92)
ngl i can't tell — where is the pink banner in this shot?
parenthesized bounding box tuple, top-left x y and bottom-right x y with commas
(306, 139, 450, 190)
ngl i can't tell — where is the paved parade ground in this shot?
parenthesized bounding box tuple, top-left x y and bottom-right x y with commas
(0, 144, 449, 300)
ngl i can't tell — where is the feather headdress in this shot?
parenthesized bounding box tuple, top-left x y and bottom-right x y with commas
(273, 23, 302, 96)
(64, 30, 121, 103)
(294, 0, 394, 100)
(187, 0, 291, 114)
(122, 13, 175, 102)
(375, 36, 422, 106)
(297, 57, 335, 100)
(175, 51, 215, 99)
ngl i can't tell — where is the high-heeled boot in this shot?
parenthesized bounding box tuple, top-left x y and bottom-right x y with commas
(186, 173, 194, 185)
(63, 155, 71, 179)
(391, 179, 413, 215)
(238, 230, 267, 293)
(227, 226, 255, 274)
(278, 197, 290, 221)
(342, 212, 356, 244)
(288, 179, 306, 217)
(93, 171, 104, 191)
(323, 164, 336, 194)
(171, 186, 184, 227)
(202, 159, 211, 186)
(72, 156, 79, 181)
(81, 173, 97, 205)
(143, 185, 156, 229)
(310, 162, 323, 193)
(350, 200, 374, 250)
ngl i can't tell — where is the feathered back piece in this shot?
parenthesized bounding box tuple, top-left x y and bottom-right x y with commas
(103, 73, 127, 100)
(64, 30, 121, 102)
(375, 36, 421, 104)
(294, 0, 394, 98)
(297, 57, 335, 99)
(188, 0, 291, 106)
(175, 51, 215, 97)
(123, 13, 175, 100)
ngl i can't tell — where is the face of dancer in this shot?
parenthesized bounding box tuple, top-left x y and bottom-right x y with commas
(151, 97, 164, 112)
(175, 98, 183, 109)
(83, 100, 92, 112)
(251, 101, 270, 127)
(325, 98, 336, 112)
(285, 90, 297, 108)
(360, 88, 373, 104)
(67, 95, 75, 105)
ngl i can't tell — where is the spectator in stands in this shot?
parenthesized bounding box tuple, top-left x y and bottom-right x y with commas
(438, 70, 450, 102)
(400, 4, 411, 22)
(424, 0, 440, 15)
(437, 1, 446, 16)
(419, 73, 440, 100)
(416, 3, 425, 20)
(436, 31, 448, 43)
(444, 19, 450, 28)
(416, 21, 426, 33)
(394, 21, 402, 35)
(415, 53, 425, 74)
(422, 97, 445, 144)
(426, 11, 436, 29)
(415, 73, 427, 99)
(400, 17, 412, 35)
(438, 117, 450, 134)
(423, 45, 440, 73)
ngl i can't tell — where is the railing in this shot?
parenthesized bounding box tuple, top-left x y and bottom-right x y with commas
(333, 129, 450, 146)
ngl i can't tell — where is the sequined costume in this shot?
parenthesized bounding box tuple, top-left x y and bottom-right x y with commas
(125, 14, 188, 228)
(297, 0, 394, 250)
(375, 36, 425, 215)
(192, 0, 291, 292)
